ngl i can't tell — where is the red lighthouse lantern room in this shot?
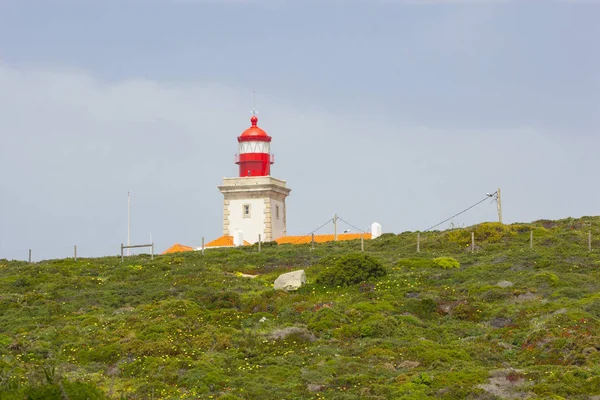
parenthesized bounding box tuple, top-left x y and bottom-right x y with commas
(235, 115, 275, 177)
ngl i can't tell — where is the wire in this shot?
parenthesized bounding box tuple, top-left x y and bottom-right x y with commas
(336, 216, 369, 234)
(422, 196, 493, 232)
(287, 218, 334, 244)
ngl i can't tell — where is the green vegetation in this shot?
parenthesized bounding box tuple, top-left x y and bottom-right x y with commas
(1, 216, 600, 399)
(316, 253, 387, 287)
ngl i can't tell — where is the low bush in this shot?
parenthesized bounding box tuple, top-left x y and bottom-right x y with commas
(396, 258, 433, 269)
(316, 253, 387, 287)
(432, 257, 460, 269)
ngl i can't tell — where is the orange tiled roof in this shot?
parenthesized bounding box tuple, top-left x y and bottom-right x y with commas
(205, 235, 251, 248)
(162, 243, 195, 254)
(276, 233, 370, 245)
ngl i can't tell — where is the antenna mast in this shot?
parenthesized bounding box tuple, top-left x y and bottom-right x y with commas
(127, 191, 131, 256)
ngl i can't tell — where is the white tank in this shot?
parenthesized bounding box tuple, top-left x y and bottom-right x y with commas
(371, 223, 382, 239)
(233, 230, 244, 247)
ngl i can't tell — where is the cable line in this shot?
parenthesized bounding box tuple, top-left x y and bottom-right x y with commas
(337, 216, 369, 234)
(423, 196, 493, 232)
(288, 217, 335, 244)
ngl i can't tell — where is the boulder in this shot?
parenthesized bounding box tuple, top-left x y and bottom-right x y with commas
(274, 270, 306, 291)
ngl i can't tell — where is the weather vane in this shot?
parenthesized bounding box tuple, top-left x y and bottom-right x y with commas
(252, 90, 258, 117)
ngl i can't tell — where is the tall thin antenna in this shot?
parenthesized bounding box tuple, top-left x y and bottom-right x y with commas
(252, 91, 257, 116)
(127, 191, 131, 256)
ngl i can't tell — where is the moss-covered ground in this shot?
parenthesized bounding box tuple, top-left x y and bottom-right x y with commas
(1, 217, 600, 399)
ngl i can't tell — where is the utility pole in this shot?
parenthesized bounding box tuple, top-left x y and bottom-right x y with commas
(496, 188, 503, 224)
(127, 191, 131, 256)
(334, 214, 338, 241)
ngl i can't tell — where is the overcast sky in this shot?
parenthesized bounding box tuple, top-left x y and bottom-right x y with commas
(1, 0, 599, 261)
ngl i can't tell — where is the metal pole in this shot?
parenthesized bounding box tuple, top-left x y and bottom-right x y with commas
(334, 214, 338, 241)
(121, 243, 124, 262)
(417, 232, 420, 253)
(28, 249, 32, 263)
(311, 233, 315, 250)
(74, 245, 77, 261)
(589, 230, 592, 252)
(530, 230, 533, 250)
(151, 243, 154, 260)
(471, 232, 475, 253)
(202, 237, 205, 255)
(258, 234, 262, 252)
(127, 191, 131, 256)
(497, 188, 503, 224)
(361, 235, 364, 252)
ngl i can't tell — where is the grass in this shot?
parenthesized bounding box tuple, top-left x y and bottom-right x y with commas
(0, 216, 599, 399)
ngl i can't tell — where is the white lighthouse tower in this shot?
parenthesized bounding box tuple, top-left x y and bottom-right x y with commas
(218, 114, 291, 244)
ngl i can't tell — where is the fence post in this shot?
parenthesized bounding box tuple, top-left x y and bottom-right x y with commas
(471, 232, 475, 253)
(28, 249, 32, 263)
(312, 233, 315, 250)
(258, 234, 262, 252)
(74, 245, 77, 261)
(417, 232, 420, 253)
(530, 231, 533, 250)
(121, 243, 124, 262)
(361, 235, 364, 252)
(589, 231, 592, 252)
(202, 237, 205, 255)
(151, 243, 154, 260)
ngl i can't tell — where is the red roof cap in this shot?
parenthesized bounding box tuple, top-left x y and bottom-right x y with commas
(238, 116, 272, 142)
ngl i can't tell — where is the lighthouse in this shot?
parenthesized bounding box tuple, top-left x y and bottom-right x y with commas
(218, 114, 291, 244)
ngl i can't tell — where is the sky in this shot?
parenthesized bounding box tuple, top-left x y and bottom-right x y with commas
(1, 0, 599, 261)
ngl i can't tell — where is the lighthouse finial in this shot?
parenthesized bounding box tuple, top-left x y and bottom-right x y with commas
(251, 90, 260, 119)
(250, 91, 259, 126)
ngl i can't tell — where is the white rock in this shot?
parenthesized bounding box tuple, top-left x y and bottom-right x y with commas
(497, 280, 514, 288)
(274, 270, 306, 291)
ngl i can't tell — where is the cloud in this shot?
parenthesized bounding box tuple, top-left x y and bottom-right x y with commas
(1, 62, 598, 261)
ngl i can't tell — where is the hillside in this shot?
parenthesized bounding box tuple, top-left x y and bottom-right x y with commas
(1, 217, 600, 399)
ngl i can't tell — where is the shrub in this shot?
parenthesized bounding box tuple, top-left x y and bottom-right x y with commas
(316, 253, 387, 287)
(447, 222, 510, 246)
(583, 298, 600, 318)
(358, 315, 398, 338)
(396, 258, 433, 269)
(403, 298, 438, 319)
(307, 308, 348, 333)
(432, 257, 460, 269)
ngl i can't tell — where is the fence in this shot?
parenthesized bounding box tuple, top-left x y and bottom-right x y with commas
(12, 222, 599, 263)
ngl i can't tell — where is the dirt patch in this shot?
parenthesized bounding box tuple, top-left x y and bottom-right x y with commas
(268, 327, 316, 342)
(497, 280, 514, 288)
(477, 369, 534, 399)
(509, 292, 540, 303)
(490, 317, 513, 328)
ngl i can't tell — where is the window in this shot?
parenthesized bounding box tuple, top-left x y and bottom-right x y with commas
(275, 205, 280, 220)
(243, 204, 251, 218)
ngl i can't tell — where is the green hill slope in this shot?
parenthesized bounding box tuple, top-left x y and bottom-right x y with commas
(1, 217, 600, 399)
